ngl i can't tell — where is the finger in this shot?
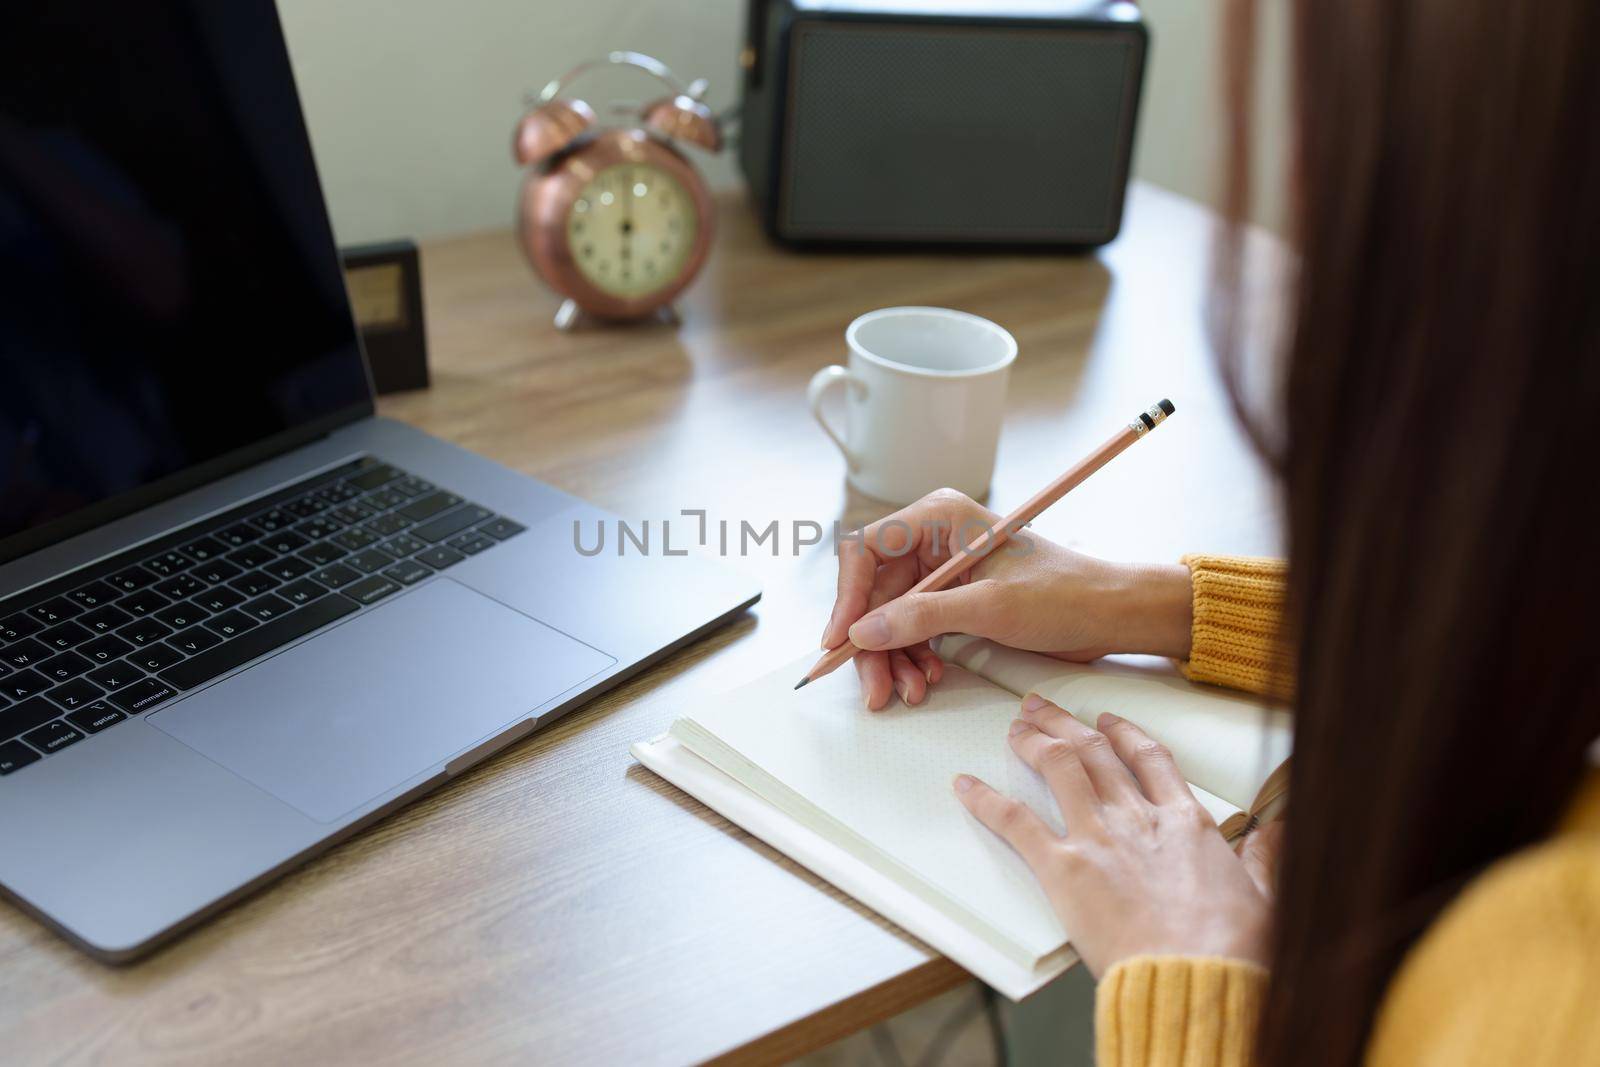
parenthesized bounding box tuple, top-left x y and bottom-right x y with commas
(854, 650, 894, 711)
(1019, 696, 1143, 807)
(1006, 720, 1101, 830)
(826, 535, 881, 649)
(1095, 713, 1192, 806)
(888, 650, 927, 705)
(1238, 820, 1285, 900)
(905, 642, 944, 685)
(848, 581, 1000, 651)
(826, 546, 920, 651)
(953, 773, 1059, 869)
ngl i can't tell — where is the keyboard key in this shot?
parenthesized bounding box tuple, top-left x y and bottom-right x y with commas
(66, 701, 125, 735)
(68, 581, 121, 609)
(195, 585, 246, 613)
(80, 603, 133, 635)
(317, 483, 364, 505)
(363, 487, 409, 511)
(180, 535, 228, 562)
(0, 613, 44, 642)
(399, 491, 462, 522)
(262, 530, 310, 555)
(242, 594, 294, 622)
(80, 634, 134, 664)
(0, 740, 40, 775)
(383, 560, 432, 585)
(87, 661, 144, 691)
(107, 566, 160, 593)
(23, 721, 83, 755)
(284, 494, 329, 518)
(393, 475, 433, 497)
(448, 533, 497, 556)
(250, 508, 296, 532)
(364, 512, 413, 536)
(299, 540, 348, 566)
(329, 502, 375, 525)
(4, 639, 51, 669)
(119, 588, 171, 617)
(130, 643, 185, 672)
(312, 564, 361, 589)
(154, 573, 208, 601)
(38, 621, 92, 651)
(378, 534, 427, 558)
(227, 544, 277, 569)
(346, 463, 401, 490)
(346, 549, 394, 574)
(204, 610, 258, 638)
(119, 618, 173, 646)
(155, 601, 210, 630)
(295, 517, 343, 541)
(191, 560, 243, 585)
(29, 597, 84, 625)
(109, 677, 177, 715)
(278, 579, 330, 606)
(45, 676, 104, 710)
(167, 626, 223, 656)
(161, 595, 358, 691)
(331, 527, 379, 551)
(2, 669, 51, 702)
(413, 506, 489, 543)
(479, 517, 527, 540)
(216, 523, 264, 547)
(416, 546, 465, 570)
(2, 696, 63, 740)
(145, 551, 193, 577)
(229, 571, 281, 597)
(37, 651, 92, 683)
(265, 556, 314, 581)
(342, 575, 401, 606)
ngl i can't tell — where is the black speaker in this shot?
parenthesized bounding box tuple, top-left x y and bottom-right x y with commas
(738, 1, 1148, 248)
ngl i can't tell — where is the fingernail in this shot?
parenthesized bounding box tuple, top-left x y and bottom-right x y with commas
(896, 680, 911, 705)
(1099, 712, 1122, 726)
(1021, 692, 1048, 713)
(1009, 719, 1029, 736)
(849, 613, 890, 649)
(954, 774, 974, 794)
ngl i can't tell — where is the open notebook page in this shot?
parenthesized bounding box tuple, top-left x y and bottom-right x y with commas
(673, 659, 1070, 967)
(938, 636, 1291, 813)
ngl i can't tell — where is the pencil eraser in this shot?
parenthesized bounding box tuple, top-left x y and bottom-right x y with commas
(1158, 398, 1175, 416)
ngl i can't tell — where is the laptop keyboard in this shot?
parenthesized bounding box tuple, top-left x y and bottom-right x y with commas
(0, 457, 525, 776)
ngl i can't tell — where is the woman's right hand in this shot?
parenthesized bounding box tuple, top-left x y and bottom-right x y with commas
(822, 489, 1194, 710)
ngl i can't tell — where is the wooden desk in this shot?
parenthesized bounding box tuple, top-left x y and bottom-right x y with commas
(0, 184, 1281, 1065)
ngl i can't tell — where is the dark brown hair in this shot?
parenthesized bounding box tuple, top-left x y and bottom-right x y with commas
(1215, 2, 1600, 1064)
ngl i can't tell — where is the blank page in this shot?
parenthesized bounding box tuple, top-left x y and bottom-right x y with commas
(676, 660, 1069, 965)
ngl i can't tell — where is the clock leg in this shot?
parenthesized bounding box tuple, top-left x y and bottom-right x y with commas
(553, 298, 582, 331)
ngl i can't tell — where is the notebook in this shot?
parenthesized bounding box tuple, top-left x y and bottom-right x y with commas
(631, 635, 1290, 999)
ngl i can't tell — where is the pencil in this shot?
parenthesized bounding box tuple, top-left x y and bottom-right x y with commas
(795, 399, 1176, 690)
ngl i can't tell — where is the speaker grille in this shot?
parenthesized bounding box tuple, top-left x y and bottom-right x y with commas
(781, 23, 1139, 242)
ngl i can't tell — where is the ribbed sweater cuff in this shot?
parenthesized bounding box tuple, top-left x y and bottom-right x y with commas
(1096, 955, 1269, 1067)
(1178, 554, 1288, 699)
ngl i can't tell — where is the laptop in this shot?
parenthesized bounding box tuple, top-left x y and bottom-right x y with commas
(0, 1, 760, 961)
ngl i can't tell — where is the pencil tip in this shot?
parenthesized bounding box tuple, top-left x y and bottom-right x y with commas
(793, 677, 809, 690)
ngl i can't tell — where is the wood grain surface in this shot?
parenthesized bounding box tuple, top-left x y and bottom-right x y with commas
(0, 184, 1282, 1065)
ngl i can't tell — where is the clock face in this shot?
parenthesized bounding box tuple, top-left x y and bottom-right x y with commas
(566, 163, 698, 298)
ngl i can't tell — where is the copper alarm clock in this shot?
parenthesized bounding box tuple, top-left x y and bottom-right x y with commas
(513, 52, 721, 329)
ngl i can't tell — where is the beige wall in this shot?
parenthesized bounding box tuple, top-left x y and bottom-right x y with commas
(278, 0, 1287, 246)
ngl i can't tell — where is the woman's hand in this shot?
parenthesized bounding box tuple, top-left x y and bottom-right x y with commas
(955, 694, 1281, 978)
(822, 489, 1194, 710)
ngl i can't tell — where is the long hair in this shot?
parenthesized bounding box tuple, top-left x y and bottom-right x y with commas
(1214, 2, 1600, 1064)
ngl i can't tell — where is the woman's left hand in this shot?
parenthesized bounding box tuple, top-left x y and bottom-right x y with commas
(954, 694, 1282, 978)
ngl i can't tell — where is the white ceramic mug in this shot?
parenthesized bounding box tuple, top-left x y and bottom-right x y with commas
(808, 307, 1017, 504)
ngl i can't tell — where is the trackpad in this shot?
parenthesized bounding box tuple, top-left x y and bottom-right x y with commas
(149, 579, 615, 823)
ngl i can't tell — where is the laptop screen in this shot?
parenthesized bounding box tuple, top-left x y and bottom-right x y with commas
(0, 1, 373, 563)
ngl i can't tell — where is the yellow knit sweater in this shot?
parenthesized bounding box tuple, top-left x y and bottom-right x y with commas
(1095, 555, 1600, 1066)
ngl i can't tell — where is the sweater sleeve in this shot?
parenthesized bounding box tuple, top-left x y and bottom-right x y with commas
(1178, 554, 1289, 698)
(1096, 955, 1269, 1067)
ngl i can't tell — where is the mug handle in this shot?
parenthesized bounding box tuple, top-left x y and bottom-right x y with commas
(807, 365, 861, 472)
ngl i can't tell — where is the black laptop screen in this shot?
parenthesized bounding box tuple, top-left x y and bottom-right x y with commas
(0, 1, 372, 560)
